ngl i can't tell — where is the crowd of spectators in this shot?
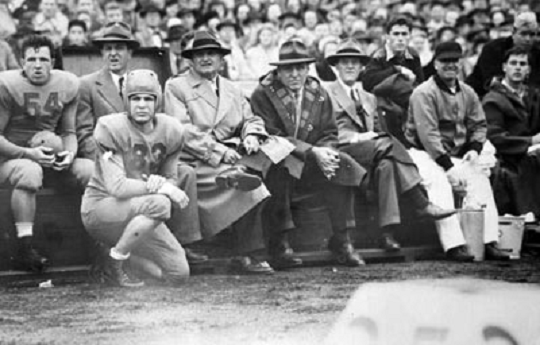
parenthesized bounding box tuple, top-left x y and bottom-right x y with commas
(0, 0, 539, 81)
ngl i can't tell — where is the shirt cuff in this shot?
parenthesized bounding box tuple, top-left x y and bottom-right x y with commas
(435, 154, 454, 171)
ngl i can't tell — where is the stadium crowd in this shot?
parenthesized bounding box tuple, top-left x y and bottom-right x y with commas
(1, 0, 540, 287)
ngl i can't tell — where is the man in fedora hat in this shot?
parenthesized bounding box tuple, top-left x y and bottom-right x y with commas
(250, 38, 367, 268)
(406, 41, 510, 262)
(164, 30, 294, 274)
(164, 24, 189, 75)
(216, 19, 251, 80)
(326, 39, 456, 255)
(135, 3, 167, 48)
(77, 22, 205, 266)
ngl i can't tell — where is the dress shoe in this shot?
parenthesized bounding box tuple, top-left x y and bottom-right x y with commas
(446, 245, 475, 262)
(328, 235, 365, 267)
(416, 202, 457, 221)
(230, 256, 274, 275)
(216, 165, 262, 191)
(184, 248, 209, 265)
(485, 242, 511, 261)
(268, 235, 303, 270)
(380, 233, 401, 252)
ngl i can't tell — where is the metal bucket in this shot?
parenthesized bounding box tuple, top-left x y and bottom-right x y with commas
(498, 216, 525, 260)
(458, 209, 485, 261)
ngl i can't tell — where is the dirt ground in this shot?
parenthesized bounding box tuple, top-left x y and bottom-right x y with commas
(2, 256, 540, 345)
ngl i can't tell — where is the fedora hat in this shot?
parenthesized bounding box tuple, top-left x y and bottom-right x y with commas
(181, 30, 231, 59)
(326, 39, 370, 66)
(269, 39, 315, 66)
(216, 19, 241, 32)
(164, 24, 188, 42)
(92, 22, 140, 49)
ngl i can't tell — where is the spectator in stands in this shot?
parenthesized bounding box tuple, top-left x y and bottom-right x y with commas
(296, 9, 318, 46)
(136, 4, 167, 48)
(405, 41, 510, 262)
(466, 11, 539, 98)
(0, 0, 16, 40)
(63, 19, 89, 47)
(310, 35, 339, 81)
(162, 0, 179, 29)
(206, 0, 227, 20)
(410, 26, 432, 67)
(164, 30, 288, 274)
(34, 0, 69, 44)
(250, 39, 366, 268)
(165, 24, 190, 76)
(177, 8, 198, 31)
(0, 39, 19, 71)
(266, 3, 282, 25)
(74, 0, 102, 33)
(326, 39, 456, 253)
(103, 2, 123, 24)
(81, 69, 191, 287)
(246, 23, 279, 80)
(363, 15, 423, 143)
(484, 46, 540, 218)
(216, 19, 252, 81)
(0, 35, 86, 271)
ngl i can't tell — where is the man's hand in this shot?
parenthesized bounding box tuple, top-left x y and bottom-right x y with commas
(243, 135, 260, 154)
(532, 133, 540, 145)
(351, 131, 379, 143)
(222, 149, 241, 164)
(143, 174, 167, 193)
(398, 66, 416, 82)
(446, 166, 467, 190)
(311, 146, 340, 179)
(157, 182, 190, 208)
(462, 150, 479, 163)
(52, 151, 74, 171)
(25, 146, 56, 167)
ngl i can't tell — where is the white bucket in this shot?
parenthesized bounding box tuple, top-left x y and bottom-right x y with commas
(458, 209, 485, 261)
(498, 216, 525, 260)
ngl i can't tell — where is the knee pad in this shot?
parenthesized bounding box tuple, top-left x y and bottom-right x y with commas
(11, 160, 43, 192)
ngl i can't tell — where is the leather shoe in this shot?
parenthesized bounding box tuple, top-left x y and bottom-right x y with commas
(328, 235, 365, 267)
(446, 245, 475, 262)
(230, 256, 274, 275)
(216, 165, 262, 191)
(380, 233, 401, 252)
(185, 248, 209, 265)
(485, 242, 510, 261)
(416, 202, 456, 221)
(269, 235, 303, 270)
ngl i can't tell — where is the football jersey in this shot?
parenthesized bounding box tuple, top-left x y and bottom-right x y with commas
(0, 69, 79, 147)
(87, 113, 185, 195)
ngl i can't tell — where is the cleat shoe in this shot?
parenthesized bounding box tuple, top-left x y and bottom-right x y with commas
(216, 165, 262, 191)
(101, 255, 144, 288)
(12, 237, 49, 272)
(328, 235, 365, 267)
(268, 234, 303, 270)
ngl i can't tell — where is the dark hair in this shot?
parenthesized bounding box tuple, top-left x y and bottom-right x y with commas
(503, 45, 531, 63)
(21, 35, 56, 60)
(68, 19, 87, 32)
(385, 15, 412, 33)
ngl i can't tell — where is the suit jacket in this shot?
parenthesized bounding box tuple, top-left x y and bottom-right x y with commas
(76, 68, 125, 159)
(164, 69, 267, 167)
(326, 80, 377, 145)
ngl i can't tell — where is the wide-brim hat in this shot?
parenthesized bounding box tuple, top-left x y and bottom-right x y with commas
(269, 39, 315, 66)
(216, 19, 240, 32)
(164, 24, 188, 42)
(181, 30, 231, 59)
(434, 41, 463, 60)
(326, 39, 370, 66)
(92, 22, 140, 49)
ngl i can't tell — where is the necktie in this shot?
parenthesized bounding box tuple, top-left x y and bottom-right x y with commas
(350, 88, 367, 129)
(118, 76, 124, 99)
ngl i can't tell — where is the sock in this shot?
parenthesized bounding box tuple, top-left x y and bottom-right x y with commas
(15, 222, 33, 238)
(110, 247, 130, 260)
(403, 185, 429, 210)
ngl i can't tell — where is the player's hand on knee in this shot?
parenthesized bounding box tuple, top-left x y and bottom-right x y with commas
(25, 146, 56, 167)
(243, 135, 260, 154)
(222, 149, 241, 164)
(144, 174, 167, 193)
(157, 183, 189, 208)
(52, 151, 74, 171)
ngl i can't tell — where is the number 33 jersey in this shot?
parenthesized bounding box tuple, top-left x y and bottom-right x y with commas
(0, 70, 80, 147)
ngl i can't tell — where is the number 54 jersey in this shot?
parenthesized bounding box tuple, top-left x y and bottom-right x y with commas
(0, 70, 80, 147)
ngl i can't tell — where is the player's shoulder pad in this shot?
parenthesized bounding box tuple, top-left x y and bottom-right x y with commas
(0, 70, 24, 88)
